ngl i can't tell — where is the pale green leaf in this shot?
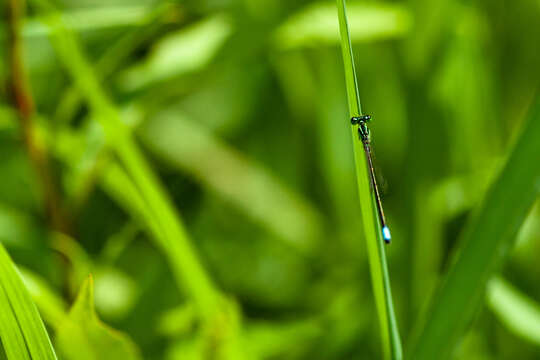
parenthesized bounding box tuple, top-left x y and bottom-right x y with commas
(23, 5, 164, 37)
(55, 276, 141, 360)
(487, 277, 540, 345)
(275, 2, 412, 49)
(119, 14, 233, 90)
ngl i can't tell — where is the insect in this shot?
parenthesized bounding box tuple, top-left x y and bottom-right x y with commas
(351, 115, 391, 244)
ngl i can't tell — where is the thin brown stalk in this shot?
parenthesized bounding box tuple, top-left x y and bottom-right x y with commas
(6, 0, 69, 233)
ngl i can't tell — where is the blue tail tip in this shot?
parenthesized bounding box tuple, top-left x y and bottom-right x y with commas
(382, 226, 391, 244)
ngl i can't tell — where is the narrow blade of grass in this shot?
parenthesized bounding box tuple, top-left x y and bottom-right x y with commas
(54, 4, 174, 125)
(335, 1, 402, 359)
(275, 2, 411, 50)
(20, 268, 68, 329)
(31, 2, 250, 358)
(31, 0, 221, 317)
(0, 281, 32, 360)
(408, 99, 540, 360)
(0, 243, 57, 360)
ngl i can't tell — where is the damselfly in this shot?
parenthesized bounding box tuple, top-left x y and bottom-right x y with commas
(351, 115, 391, 244)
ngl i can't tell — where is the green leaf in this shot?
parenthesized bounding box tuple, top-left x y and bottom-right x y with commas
(37, 234, 138, 321)
(275, 2, 411, 49)
(487, 277, 540, 345)
(118, 14, 233, 91)
(0, 243, 57, 360)
(408, 100, 540, 359)
(55, 276, 141, 360)
(51, 234, 93, 294)
(23, 5, 158, 37)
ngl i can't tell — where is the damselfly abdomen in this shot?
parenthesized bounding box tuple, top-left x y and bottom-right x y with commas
(351, 115, 391, 244)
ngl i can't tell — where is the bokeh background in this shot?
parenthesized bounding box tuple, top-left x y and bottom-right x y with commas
(1, 0, 539, 359)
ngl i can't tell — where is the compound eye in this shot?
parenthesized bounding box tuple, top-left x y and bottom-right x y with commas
(362, 115, 372, 121)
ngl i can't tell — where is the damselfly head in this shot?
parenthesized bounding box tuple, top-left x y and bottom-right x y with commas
(351, 114, 371, 125)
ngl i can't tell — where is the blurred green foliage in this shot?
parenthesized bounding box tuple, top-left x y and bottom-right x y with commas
(0, 0, 539, 359)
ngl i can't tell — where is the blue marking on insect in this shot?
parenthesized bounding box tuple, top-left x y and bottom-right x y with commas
(382, 226, 391, 243)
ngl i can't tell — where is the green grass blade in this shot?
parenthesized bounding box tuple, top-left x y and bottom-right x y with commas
(0, 283, 31, 360)
(408, 99, 540, 360)
(31, 3, 251, 359)
(0, 243, 57, 360)
(54, 4, 172, 125)
(101, 164, 165, 244)
(20, 269, 68, 329)
(335, 1, 402, 359)
(30, 0, 221, 317)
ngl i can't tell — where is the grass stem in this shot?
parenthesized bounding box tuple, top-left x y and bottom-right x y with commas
(335, 1, 402, 359)
(6, 0, 68, 233)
